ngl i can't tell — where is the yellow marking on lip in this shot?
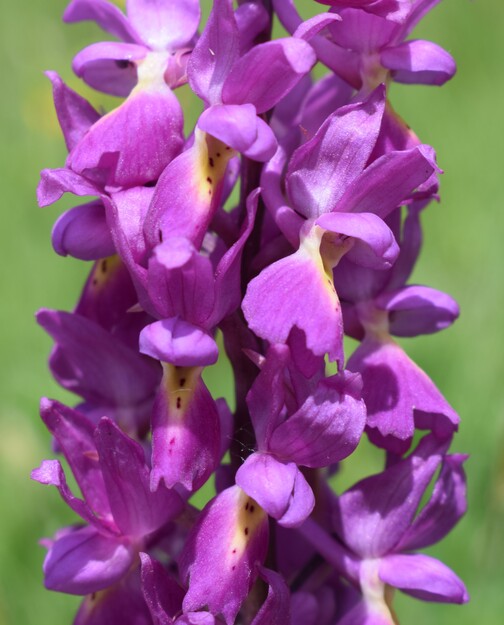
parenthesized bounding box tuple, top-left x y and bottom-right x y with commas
(194, 129, 236, 203)
(88, 255, 122, 292)
(227, 490, 266, 566)
(161, 363, 202, 418)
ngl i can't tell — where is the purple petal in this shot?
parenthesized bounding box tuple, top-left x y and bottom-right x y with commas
(146, 237, 216, 325)
(64, 0, 139, 42)
(316, 212, 399, 270)
(376, 285, 460, 337)
(348, 338, 459, 453)
(51, 201, 115, 260)
(140, 553, 185, 624)
(379, 554, 468, 603)
(67, 85, 183, 188)
(72, 42, 145, 97)
(187, 0, 239, 104)
(140, 318, 219, 367)
(39, 398, 111, 520)
(236, 454, 315, 527)
(37, 168, 100, 207)
(36, 309, 159, 412)
(222, 38, 316, 113)
(332, 434, 449, 557)
(382, 39, 456, 86)
(179, 486, 269, 625)
(286, 87, 386, 218)
(325, 7, 397, 54)
(32, 459, 113, 532)
(43, 525, 134, 595)
(397, 454, 468, 551)
(268, 371, 366, 467)
(243, 231, 344, 363)
(293, 13, 342, 41)
(235, 1, 270, 54)
(198, 104, 277, 161)
(335, 145, 439, 219)
(251, 568, 291, 625)
(126, 0, 200, 50)
(46, 71, 100, 151)
(74, 566, 151, 625)
(95, 417, 183, 537)
(150, 367, 221, 492)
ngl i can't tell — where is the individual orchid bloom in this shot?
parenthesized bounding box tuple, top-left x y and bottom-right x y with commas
(243, 87, 438, 365)
(143, 0, 316, 250)
(37, 309, 160, 435)
(274, 0, 455, 92)
(235, 344, 366, 527)
(298, 434, 468, 623)
(32, 408, 184, 596)
(137, 193, 257, 493)
(346, 287, 460, 454)
(179, 485, 269, 625)
(60, 0, 202, 187)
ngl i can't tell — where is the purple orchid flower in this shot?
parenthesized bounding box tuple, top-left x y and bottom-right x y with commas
(143, 0, 316, 250)
(60, 0, 201, 187)
(243, 87, 438, 365)
(298, 434, 468, 622)
(32, 406, 183, 596)
(235, 344, 366, 527)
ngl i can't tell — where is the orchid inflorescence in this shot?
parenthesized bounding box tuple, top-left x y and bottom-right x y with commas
(33, 1, 468, 623)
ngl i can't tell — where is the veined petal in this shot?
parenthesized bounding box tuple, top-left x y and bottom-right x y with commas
(95, 418, 184, 537)
(335, 145, 439, 219)
(286, 87, 386, 218)
(268, 371, 366, 467)
(179, 485, 269, 624)
(187, 0, 239, 104)
(381, 40, 456, 86)
(140, 553, 185, 624)
(126, 0, 200, 50)
(222, 38, 316, 113)
(67, 82, 183, 188)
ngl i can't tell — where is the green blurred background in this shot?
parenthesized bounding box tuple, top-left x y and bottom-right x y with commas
(1, 0, 503, 623)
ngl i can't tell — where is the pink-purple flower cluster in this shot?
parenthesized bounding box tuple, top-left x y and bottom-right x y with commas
(33, 1, 468, 623)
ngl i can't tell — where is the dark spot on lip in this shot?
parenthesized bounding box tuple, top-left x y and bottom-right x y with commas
(232, 565, 236, 570)
(216, 152, 221, 157)
(208, 157, 214, 167)
(115, 59, 131, 69)
(176, 397, 182, 409)
(158, 229, 163, 242)
(244, 527, 249, 536)
(101, 259, 107, 273)
(249, 505, 255, 513)
(245, 502, 249, 511)
(180, 378, 186, 387)
(169, 437, 175, 445)
(92, 278, 98, 286)
(232, 548, 237, 554)
(206, 176, 212, 184)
